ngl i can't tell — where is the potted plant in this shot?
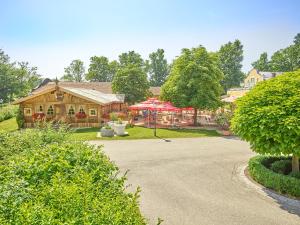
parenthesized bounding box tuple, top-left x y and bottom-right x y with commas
(215, 111, 233, 136)
(100, 124, 114, 137)
(113, 118, 126, 136)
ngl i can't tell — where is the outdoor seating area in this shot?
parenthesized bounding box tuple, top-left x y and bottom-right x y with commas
(129, 98, 217, 128)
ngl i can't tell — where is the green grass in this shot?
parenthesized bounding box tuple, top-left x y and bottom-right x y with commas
(68, 126, 219, 141)
(0, 117, 18, 132)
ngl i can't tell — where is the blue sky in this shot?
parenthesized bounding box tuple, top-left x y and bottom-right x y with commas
(1, 0, 299, 78)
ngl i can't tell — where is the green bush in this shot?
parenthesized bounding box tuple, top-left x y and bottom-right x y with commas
(0, 104, 17, 122)
(0, 127, 146, 224)
(289, 171, 300, 179)
(248, 155, 300, 197)
(231, 70, 300, 171)
(270, 159, 291, 175)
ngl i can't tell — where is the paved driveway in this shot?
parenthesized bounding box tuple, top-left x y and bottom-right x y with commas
(90, 137, 300, 225)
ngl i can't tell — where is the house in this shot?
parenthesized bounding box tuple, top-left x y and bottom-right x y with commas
(227, 69, 282, 99)
(244, 69, 282, 88)
(13, 81, 126, 128)
(13, 81, 161, 128)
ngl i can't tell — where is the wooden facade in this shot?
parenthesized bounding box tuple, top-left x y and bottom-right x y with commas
(15, 85, 125, 128)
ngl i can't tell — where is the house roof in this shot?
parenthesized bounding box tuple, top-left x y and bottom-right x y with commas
(259, 71, 283, 80)
(13, 84, 125, 105)
(32, 81, 161, 96)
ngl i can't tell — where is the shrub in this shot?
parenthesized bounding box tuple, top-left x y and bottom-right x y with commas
(215, 111, 233, 130)
(109, 112, 118, 121)
(289, 171, 300, 179)
(248, 155, 300, 197)
(0, 127, 145, 224)
(0, 104, 17, 122)
(16, 107, 24, 128)
(270, 159, 292, 175)
(232, 70, 300, 172)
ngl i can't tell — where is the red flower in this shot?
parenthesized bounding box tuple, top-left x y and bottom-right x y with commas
(75, 112, 87, 119)
(32, 112, 45, 120)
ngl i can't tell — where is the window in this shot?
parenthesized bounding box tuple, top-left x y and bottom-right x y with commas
(38, 105, 43, 112)
(47, 105, 54, 115)
(89, 108, 97, 116)
(68, 105, 75, 116)
(24, 108, 32, 116)
(251, 78, 255, 83)
(79, 106, 85, 114)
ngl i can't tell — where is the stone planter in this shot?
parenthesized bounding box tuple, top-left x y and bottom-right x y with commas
(113, 123, 126, 136)
(100, 127, 114, 137)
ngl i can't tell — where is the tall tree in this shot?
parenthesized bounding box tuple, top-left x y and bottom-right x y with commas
(118, 51, 144, 68)
(148, 49, 169, 86)
(0, 49, 41, 102)
(62, 60, 85, 82)
(161, 46, 223, 125)
(86, 56, 118, 82)
(251, 52, 270, 71)
(218, 40, 244, 92)
(112, 65, 149, 104)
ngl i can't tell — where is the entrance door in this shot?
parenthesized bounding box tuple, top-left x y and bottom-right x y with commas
(55, 104, 66, 122)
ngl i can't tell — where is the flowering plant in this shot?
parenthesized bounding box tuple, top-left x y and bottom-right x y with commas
(75, 112, 87, 119)
(32, 112, 45, 120)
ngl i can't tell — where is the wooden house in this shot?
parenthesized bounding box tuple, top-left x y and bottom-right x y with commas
(13, 81, 126, 128)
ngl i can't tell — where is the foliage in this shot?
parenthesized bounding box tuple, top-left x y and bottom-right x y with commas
(215, 111, 233, 130)
(231, 70, 300, 158)
(270, 159, 291, 175)
(61, 59, 85, 82)
(16, 107, 24, 128)
(161, 46, 223, 111)
(0, 49, 41, 103)
(147, 49, 169, 86)
(248, 155, 300, 197)
(109, 112, 118, 121)
(86, 56, 118, 82)
(0, 104, 17, 122)
(251, 52, 270, 71)
(0, 128, 145, 224)
(112, 65, 150, 104)
(118, 51, 145, 69)
(289, 171, 300, 179)
(218, 40, 244, 92)
(252, 33, 300, 72)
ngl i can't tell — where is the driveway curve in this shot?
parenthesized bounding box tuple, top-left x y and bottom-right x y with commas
(89, 137, 300, 225)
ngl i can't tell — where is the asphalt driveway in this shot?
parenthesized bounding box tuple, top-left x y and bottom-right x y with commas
(89, 137, 300, 225)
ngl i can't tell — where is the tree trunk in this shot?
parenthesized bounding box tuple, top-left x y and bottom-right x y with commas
(193, 108, 198, 126)
(292, 154, 299, 173)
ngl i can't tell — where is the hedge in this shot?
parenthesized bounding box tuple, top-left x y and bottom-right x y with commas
(0, 104, 17, 122)
(0, 126, 146, 224)
(248, 155, 300, 198)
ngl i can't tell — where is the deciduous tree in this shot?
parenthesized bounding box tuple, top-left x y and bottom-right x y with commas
(251, 52, 270, 71)
(218, 40, 244, 92)
(112, 65, 149, 104)
(62, 59, 85, 82)
(161, 46, 223, 125)
(148, 49, 169, 86)
(231, 70, 300, 172)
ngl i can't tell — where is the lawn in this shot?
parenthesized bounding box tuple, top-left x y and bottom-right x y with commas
(0, 117, 18, 132)
(0, 118, 219, 140)
(68, 126, 219, 141)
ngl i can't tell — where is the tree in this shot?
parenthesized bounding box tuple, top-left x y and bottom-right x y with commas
(255, 33, 300, 72)
(118, 51, 144, 68)
(112, 65, 149, 104)
(161, 46, 223, 125)
(231, 70, 300, 172)
(86, 56, 118, 82)
(251, 52, 270, 71)
(218, 40, 244, 92)
(148, 49, 169, 86)
(0, 49, 41, 102)
(62, 60, 85, 82)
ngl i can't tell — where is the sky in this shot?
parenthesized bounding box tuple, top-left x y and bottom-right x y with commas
(1, 0, 300, 78)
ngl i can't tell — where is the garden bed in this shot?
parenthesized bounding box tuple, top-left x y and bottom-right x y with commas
(248, 155, 300, 198)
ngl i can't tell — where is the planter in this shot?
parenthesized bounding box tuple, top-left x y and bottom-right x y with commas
(113, 123, 126, 136)
(100, 127, 114, 137)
